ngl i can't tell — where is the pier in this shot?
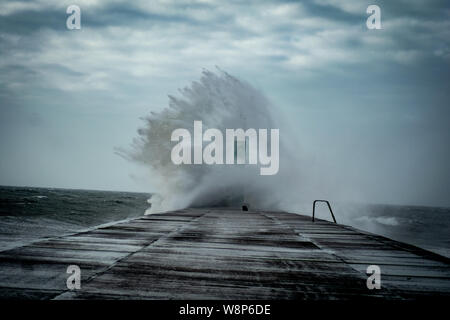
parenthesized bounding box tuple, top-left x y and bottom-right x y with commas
(0, 208, 449, 299)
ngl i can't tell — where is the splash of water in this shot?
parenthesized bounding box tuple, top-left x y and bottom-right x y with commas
(121, 70, 301, 213)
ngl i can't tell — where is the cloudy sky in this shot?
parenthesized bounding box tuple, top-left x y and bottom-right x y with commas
(0, 0, 449, 206)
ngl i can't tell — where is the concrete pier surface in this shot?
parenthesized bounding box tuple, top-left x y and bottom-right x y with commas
(0, 208, 449, 300)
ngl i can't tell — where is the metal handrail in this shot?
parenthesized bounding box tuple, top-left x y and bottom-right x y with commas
(312, 200, 337, 223)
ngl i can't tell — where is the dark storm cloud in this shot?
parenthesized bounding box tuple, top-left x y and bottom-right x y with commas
(300, 0, 363, 23)
(0, 9, 63, 35)
(83, 4, 201, 28)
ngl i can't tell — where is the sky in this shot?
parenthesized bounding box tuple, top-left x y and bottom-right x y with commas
(0, 0, 449, 207)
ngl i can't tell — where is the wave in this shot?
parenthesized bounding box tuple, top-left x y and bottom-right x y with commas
(120, 69, 303, 214)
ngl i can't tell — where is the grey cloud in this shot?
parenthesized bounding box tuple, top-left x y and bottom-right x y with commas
(0, 9, 64, 35)
(0, 0, 449, 205)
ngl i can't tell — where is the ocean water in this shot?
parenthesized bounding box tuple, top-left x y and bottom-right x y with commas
(0, 186, 149, 251)
(0, 186, 449, 258)
(316, 202, 450, 258)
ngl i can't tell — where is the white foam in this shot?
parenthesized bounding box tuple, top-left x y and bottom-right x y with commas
(121, 70, 302, 213)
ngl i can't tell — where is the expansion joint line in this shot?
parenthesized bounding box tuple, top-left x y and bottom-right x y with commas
(51, 210, 208, 299)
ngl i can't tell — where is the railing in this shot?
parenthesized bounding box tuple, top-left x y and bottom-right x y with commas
(312, 200, 337, 223)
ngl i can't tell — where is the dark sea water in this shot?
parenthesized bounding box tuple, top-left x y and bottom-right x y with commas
(0, 186, 149, 251)
(319, 202, 450, 258)
(0, 186, 449, 258)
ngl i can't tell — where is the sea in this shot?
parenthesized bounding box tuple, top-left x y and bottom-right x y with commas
(0, 186, 148, 252)
(0, 186, 449, 258)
